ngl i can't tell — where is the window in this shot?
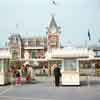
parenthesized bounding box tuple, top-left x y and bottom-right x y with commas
(36, 40, 41, 47)
(4, 59, 9, 72)
(64, 59, 77, 71)
(96, 51, 100, 57)
(32, 51, 36, 58)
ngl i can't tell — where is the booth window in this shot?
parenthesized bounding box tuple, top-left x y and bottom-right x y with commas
(64, 59, 76, 71)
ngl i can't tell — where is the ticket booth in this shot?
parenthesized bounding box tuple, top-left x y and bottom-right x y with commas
(61, 59, 80, 85)
(0, 49, 11, 85)
(49, 48, 90, 86)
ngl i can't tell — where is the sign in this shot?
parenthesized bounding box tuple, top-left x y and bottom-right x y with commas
(48, 34, 59, 48)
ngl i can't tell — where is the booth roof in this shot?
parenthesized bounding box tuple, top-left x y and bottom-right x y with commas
(46, 48, 95, 58)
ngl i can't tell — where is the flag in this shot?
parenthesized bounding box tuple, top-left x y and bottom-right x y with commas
(50, 0, 57, 6)
(88, 29, 91, 40)
(52, 0, 56, 5)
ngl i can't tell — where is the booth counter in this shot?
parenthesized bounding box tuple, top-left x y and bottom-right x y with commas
(61, 59, 80, 85)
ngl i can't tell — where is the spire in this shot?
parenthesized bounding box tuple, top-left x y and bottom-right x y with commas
(48, 15, 57, 28)
(48, 15, 58, 33)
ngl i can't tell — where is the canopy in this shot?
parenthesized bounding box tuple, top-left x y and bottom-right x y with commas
(46, 48, 95, 59)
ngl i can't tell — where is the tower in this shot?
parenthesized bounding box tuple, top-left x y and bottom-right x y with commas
(8, 33, 22, 59)
(47, 15, 61, 50)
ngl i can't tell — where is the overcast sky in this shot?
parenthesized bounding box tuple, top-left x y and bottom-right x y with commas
(0, 0, 100, 47)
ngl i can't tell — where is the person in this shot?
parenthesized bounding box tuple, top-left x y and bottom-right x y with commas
(16, 70, 21, 86)
(42, 65, 46, 75)
(26, 65, 34, 82)
(48, 67, 51, 76)
(29, 65, 35, 80)
(26, 68, 31, 81)
(53, 64, 61, 87)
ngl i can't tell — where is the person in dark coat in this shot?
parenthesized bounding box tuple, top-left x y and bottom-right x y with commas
(53, 64, 61, 86)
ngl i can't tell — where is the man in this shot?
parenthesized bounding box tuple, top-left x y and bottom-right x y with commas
(53, 64, 61, 86)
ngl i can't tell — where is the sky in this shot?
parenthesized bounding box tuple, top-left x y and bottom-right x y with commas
(0, 0, 100, 47)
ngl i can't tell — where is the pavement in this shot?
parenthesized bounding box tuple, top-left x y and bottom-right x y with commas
(0, 76, 100, 100)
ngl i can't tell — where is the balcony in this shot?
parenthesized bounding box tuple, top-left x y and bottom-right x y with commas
(24, 46, 44, 50)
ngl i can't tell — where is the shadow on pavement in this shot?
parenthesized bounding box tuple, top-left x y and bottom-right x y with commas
(80, 80, 100, 87)
(60, 80, 100, 87)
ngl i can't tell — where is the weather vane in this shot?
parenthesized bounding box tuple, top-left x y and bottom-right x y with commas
(49, 0, 58, 15)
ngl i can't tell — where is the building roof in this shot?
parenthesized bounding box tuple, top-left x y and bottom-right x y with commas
(0, 48, 11, 59)
(9, 33, 22, 41)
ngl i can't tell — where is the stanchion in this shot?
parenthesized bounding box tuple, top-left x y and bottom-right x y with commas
(9, 71, 13, 86)
(88, 61, 91, 87)
(88, 74, 90, 86)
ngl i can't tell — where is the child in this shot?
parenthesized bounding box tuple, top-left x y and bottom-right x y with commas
(16, 70, 21, 86)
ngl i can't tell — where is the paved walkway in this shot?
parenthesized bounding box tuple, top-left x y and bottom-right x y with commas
(0, 76, 100, 100)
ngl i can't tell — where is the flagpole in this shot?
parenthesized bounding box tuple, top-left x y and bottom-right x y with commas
(87, 29, 91, 86)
